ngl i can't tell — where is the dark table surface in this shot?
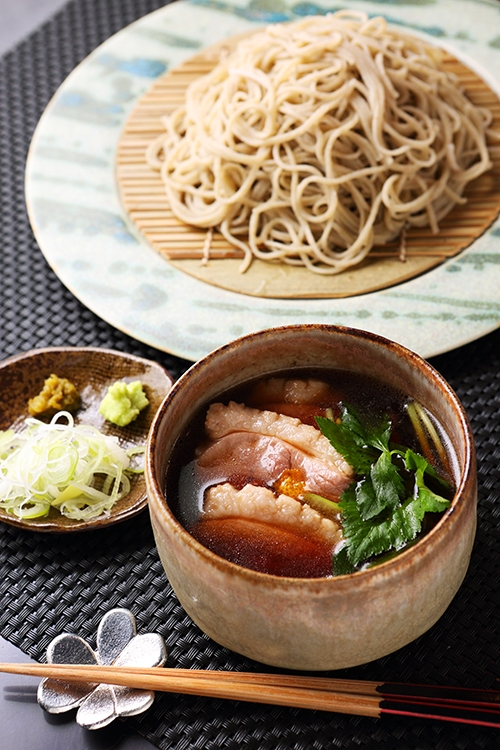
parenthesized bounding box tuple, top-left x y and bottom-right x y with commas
(0, 0, 68, 58)
(1, 1, 500, 750)
(0, 636, 156, 749)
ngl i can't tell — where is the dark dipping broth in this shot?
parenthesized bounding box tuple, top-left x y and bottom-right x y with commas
(165, 368, 457, 578)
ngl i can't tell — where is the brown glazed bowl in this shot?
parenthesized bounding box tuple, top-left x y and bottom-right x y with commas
(146, 325, 477, 671)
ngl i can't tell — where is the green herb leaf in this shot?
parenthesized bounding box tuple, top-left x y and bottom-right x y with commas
(355, 453, 404, 523)
(369, 450, 405, 515)
(404, 448, 450, 489)
(339, 474, 451, 568)
(338, 406, 371, 445)
(404, 449, 451, 510)
(315, 415, 374, 474)
(414, 483, 451, 515)
(332, 545, 355, 576)
(340, 488, 418, 567)
(317, 404, 452, 572)
(337, 404, 392, 453)
(355, 477, 378, 520)
(359, 414, 392, 454)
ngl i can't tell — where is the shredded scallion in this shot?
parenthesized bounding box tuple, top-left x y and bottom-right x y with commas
(0, 411, 144, 521)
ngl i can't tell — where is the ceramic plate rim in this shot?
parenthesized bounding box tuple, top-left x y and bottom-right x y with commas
(24, 0, 500, 362)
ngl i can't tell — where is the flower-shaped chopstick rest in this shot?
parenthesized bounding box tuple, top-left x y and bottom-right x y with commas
(37, 608, 166, 730)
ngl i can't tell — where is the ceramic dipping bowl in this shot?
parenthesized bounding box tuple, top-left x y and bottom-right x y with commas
(146, 325, 477, 671)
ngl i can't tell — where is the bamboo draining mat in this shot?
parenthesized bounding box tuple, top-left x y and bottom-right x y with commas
(116, 35, 500, 299)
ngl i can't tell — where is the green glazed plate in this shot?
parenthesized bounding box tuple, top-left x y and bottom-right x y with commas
(25, 0, 500, 361)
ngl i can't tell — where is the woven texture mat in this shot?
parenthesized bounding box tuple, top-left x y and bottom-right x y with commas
(0, 1, 500, 748)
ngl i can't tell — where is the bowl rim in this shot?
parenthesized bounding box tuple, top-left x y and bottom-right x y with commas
(146, 323, 476, 586)
(0, 345, 168, 369)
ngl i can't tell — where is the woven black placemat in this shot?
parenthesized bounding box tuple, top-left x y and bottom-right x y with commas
(1, 1, 500, 748)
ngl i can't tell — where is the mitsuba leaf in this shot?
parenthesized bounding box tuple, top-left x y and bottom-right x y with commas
(339, 405, 392, 453)
(404, 448, 450, 489)
(369, 451, 405, 514)
(338, 406, 371, 445)
(317, 404, 452, 572)
(340, 480, 451, 568)
(332, 546, 355, 576)
(316, 405, 393, 472)
(364, 416, 392, 454)
(340, 489, 420, 567)
(414, 485, 451, 515)
(355, 477, 379, 520)
(404, 448, 431, 474)
(405, 450, 451, 511)
(315, 416, 374, 474)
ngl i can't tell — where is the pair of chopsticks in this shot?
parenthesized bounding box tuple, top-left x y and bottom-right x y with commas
(1, 662, 500, 728)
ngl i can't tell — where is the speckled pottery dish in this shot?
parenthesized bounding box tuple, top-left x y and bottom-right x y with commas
(146, 325, 477, 671)
(0, 347, 173, 532)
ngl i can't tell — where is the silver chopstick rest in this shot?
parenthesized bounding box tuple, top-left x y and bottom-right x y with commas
(37, 608, 166, 730)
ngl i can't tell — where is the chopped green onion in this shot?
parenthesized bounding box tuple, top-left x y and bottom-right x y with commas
(0, 411, 142, 521)
(300, 492, 342, 520)
(407, 401, 451, 475)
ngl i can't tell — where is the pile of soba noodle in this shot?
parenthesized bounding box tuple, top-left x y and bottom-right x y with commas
(147, 11, 493, 275)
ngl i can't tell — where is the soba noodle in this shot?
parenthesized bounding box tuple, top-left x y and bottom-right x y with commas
(147, 11, 494, 275)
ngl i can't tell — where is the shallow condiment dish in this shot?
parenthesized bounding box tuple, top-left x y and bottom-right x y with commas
(0, 346, 173, 532)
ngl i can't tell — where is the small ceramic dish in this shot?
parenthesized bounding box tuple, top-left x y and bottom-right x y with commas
(0, 347, 173, 532)
(146, 325, 477, 671)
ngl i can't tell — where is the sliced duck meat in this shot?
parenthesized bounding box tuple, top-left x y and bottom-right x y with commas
(248, 377, 332, 406)
(203, 401, 352, 480)
(203, 482, 342, 545)
(191, 516, 336, 578)
(197, 432, 290, 487)
(197, 430, 351, 499)
(190, 482, 342, 577)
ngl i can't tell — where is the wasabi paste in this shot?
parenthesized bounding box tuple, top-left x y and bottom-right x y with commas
(99, 381, 149, 427)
